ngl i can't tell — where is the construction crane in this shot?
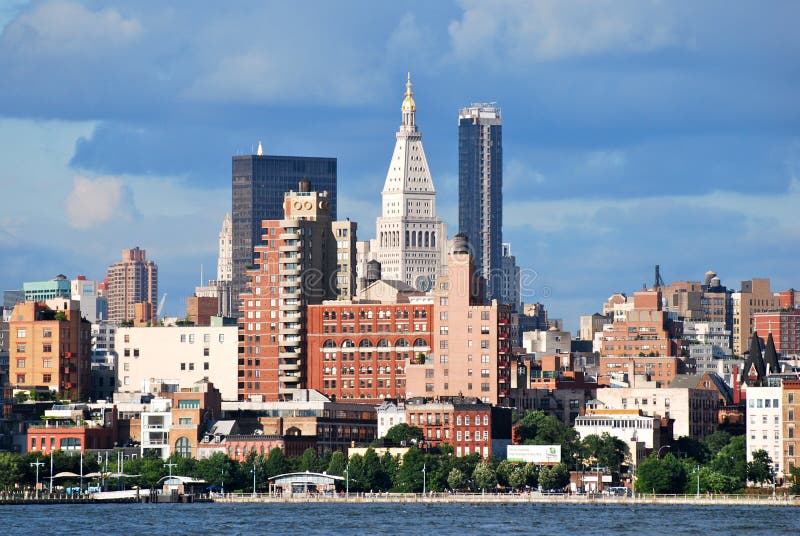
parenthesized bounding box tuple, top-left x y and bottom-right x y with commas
(156, 293, 167, 318)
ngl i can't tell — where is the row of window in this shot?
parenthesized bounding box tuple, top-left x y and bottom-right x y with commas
(439, 340, 491, 349)
(16, 328, 53, 338)
(179, 333, 225, 343)
(323, 309, 427, 320)
(322, 338, 427, 348)
(322, 323, 428, 334)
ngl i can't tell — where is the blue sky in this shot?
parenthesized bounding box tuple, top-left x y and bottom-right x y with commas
(1, 0, 798, 330)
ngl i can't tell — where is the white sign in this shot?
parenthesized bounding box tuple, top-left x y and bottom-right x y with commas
(506, 444, 561, 464)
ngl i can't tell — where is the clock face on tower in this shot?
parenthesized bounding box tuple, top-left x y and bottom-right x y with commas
(415, 275, 433, 292)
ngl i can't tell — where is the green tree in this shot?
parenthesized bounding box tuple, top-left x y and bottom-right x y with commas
(703, 431, 732, 458)
(635, 454, 687, 494)
(709, 435, 747, 485)
(347, 454, 365, 492)
(473, 462, 497, 492)
(297, 448, 321, 473)
(193, 452, 237, 488)
(327, 451, 346, 476)
(394, 447, 424, 492)
(362, 448, 390, 491)
(515, 410, 580, 463)
(263, 447, 290, 479)
(746, 449, 774, 485)
(674, 436, 710, 464)
(539, 463, 570, 491)
(0, 452, 24, 489)
(790, 466, 800, 494)
(447, 467, 468, 490)
(581, 433, 628, 474)
(507, 466, 527, 490)
(384, 423, 424, 446)
(689, 467, 740, 494)
(380, 452, 400, 487)
(495, 459, 514, 487)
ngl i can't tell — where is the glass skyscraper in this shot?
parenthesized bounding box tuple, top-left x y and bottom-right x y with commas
(231, 151, 337, 307)
(458, 104, 502, 301)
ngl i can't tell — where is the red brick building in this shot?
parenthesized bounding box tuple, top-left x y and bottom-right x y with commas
(405, 397, 495, 458)
(306, 302, 433, 401)
(598, 356, 685, 387)
(753, 309, 800, 356)
(238, 185, 356, 402)
(27, 404, 117, 454)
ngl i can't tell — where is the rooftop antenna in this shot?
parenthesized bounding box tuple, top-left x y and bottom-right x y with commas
(654, 264, 665, 288)
(200, 264, 204, 286)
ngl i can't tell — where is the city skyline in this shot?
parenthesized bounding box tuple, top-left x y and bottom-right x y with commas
(1, 1, 799, 330)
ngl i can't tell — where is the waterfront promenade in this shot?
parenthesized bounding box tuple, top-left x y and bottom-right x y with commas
(214, 492, 800, 506)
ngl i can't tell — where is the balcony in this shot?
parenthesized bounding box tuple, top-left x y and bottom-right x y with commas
(279, 362, 301, 372)
(282, 325, 301, 335)
(279, 243, 301, 253)
(279, 350, 302, 358)
(279, 231, 300, 240)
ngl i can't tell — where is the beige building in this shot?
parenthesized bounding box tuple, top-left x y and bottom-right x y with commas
(106, 247, 158, 323)
(579, 313, 611, 342)
(405, 235, 513, 406)
(115, 326, 238, 400)
(596, 384, 719, 441)
(733, 278, 777, 356)
(783, 380, 800, 476)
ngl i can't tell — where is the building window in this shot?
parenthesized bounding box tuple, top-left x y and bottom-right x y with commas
(42, 373, 52, 383)
(204, 362, 210, 370)
(16, 374, 25, 384)
(189, 363, 195, 371)
(16, 359, 25, 369)
(42, 344, 52, 353)
(175, 437, 192, 458)
(16, 329, 26, 338)
(204, 347, 210, 357)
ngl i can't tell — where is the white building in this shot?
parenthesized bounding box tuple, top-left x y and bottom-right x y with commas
(573, 403, 664, 463)
(746, 385, 783, 478)
(367, 74, 448, 291)
(596, 385, 719, 441)
(141, 397, 172, 458)
(523, 327, 571, 355)
(72, 277, 105, 321)
(115, 326, 237, 400)
(685, 321, 732, 359)
(196, 213, 235, 317)
(376, 400, 406, 438)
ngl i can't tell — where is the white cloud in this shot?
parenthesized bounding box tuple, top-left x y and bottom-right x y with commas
(64, 175, 139, 229)
(1, 0, 141, 58)
(448, 0, 683, 63)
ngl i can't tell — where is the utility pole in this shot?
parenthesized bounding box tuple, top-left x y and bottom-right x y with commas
(252, 463, 257, 497)
(345, 463, 350, 498)
(49, 450, 54, 493)
(422, 463, 426, 496)
(30, 461, 45, 499)
(695, 465, 700, 497)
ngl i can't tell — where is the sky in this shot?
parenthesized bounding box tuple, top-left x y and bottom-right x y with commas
(1, 0, 798, 331)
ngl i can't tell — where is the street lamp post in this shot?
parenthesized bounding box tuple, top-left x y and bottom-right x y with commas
(221, 468, 225, 496)
(694, 465, 700, 498)
(345, 463, 349, 498)
(163, 462, 177, 478)
(252, 464, 257, 497)
(422, 463, 426, 497)
(30, 461, 44, 499)
(657, 445, 671, 458)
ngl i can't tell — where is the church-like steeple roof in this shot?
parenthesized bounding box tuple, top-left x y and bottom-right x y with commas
(763, 332, 781, 374)
(381, 73, 436, 198)
(741, 331, 766, 385)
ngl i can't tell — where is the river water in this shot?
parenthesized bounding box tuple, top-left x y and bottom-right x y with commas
(1, 502, 797, 534)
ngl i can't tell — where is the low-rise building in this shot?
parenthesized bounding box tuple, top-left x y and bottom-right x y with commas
(404, 396, 511, 458)
(782, 380, 800, 475)
(376, 400, 406, 438)
(26, 403, 117, 454)
(595, 383, 719, 441)
(220, 390, 377, 454)
(574, 401, 670, 453)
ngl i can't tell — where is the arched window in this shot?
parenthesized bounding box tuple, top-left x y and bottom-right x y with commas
(323, 339, 336, 348)
(431, 232, 436, 248)
(417, 231, 422, 247)
(395, 338, 409, 348)
(412, 232, 416, 247)
(342, 339, 355, 348)
(424, 231, 429, 247)
(413, 338, 427, 347)
(405, 231, 409, 247)
(377, 339, 390, 347)
(359, 339, 372, 348)
(175, 437, 192, 458)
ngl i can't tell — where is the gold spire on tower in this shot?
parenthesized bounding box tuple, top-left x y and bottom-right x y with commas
(401, 72, 416, 113)
(257, 139, 263, 156)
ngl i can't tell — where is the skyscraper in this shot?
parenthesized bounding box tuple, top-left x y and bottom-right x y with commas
(106, 247, 158, 323)
(458, 104, 502, 301)
(370, 73, 447, 290)
(231, 143, 337, 308)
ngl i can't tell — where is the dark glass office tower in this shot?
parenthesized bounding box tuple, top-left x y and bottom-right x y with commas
(458, 105, 502, 301)
(232, 150, 337, 308)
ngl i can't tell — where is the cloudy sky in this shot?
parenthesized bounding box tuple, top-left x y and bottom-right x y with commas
(1, 1, 798, 330)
